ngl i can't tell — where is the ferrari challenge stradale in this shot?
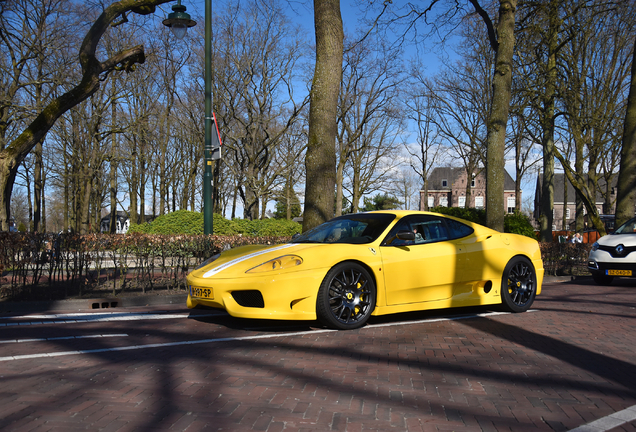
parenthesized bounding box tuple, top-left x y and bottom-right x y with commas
(186, 211, 544, 330)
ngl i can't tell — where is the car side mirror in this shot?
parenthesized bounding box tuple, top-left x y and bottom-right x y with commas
(396, 230, 415, 241)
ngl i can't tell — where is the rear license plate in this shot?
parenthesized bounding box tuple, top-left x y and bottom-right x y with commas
(191, 286, 213, 299)
(607, 270, 632, 276)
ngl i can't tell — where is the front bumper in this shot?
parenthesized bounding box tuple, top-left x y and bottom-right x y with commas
(587, 250, 636, 276)
(186, 270, 324, 320)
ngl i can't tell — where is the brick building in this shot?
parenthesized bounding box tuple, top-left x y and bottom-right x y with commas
(420, 167, 518, 212)
(534, 173, 617, 231)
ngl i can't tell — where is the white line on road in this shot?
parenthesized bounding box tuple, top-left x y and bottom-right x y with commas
(0, 311, 221, 327)
(0, 310, 516, 362)
(0, 334, 128, 344)
(0, 329, 335, 361)
(567, 405, 636, 432)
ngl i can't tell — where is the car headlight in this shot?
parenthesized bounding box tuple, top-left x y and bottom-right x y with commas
(246, 255, 303, 273)
(195, 253, 220, 270)
(591, 242, 599, 252)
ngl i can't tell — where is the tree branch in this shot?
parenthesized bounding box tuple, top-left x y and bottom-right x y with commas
(467, 0, 498, 52)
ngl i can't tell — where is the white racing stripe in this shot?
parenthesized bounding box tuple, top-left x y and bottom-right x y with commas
(202, 243, 296, 278)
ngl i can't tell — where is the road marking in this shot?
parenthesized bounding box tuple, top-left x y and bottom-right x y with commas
(568, 405, 636, 431)
(0, 311, 221, 327)
(0, 334, 128, 344)
(0, 310, 518, 362)
(0, 329, 335, 361)
(367, 310, 530, 328)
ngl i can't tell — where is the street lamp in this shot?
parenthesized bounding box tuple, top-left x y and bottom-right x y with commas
(162, 1, 196, 40)
(163, 1, 216, 235)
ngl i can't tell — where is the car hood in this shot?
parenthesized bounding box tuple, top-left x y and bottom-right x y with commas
(597, 233, 636, 247)
(189, 242, 368, 279)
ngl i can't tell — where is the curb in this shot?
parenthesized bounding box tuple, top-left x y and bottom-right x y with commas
(0, 294, 188, 314)
(544, 274, 591, 284)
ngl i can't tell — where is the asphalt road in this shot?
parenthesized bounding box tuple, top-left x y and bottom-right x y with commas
(1, 277, 635, 431)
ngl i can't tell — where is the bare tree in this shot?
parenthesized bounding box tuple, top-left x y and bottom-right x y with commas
(550, 0, 634, 235)
(212, 0, 308, 220)
(426, 16, 494, 206)
(0, 0, 175, 231)
(615, 36, 636, 226)
(345, 110, 403, 212)
(334, 33, 404, 216)
(403, 69, 443, 211)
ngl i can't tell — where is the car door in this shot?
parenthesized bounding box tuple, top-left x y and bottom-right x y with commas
(380, 215, 465, 305)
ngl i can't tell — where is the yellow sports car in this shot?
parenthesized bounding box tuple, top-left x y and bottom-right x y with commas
(187, 211, 544, 330)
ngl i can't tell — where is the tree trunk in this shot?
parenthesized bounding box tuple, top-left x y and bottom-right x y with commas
(139, 155, 145, 224)
(109, 91, 117, 234)
(335, 155, 345, 216)
(538, 0, 559, 242)
(303, 0, 343, 231)
(485, 0, 517, 232)
(615, 37, 636, 227)
(352, 167, 361, 213)
(562, 176, 568, 230)
(129, 137, 139, 225)
(62, 119, 69, 231)
(33, 141, 43, 231)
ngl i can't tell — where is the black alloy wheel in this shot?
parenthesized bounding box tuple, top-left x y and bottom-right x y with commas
(316, 262, 376, 330)
(501, 256, 537, 313)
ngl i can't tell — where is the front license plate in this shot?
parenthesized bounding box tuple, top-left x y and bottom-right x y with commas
(607, 270, 632, 276)
(191, 286, 213, 299)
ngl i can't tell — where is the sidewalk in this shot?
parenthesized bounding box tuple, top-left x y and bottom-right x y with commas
(0, 292, 188, 314)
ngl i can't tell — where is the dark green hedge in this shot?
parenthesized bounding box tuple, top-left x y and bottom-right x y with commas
(128, 210, 302, 236)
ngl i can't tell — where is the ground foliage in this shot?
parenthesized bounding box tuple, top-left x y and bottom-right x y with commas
(540, 242, 592, 277)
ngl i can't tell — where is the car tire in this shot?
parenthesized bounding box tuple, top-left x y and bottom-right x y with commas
(592, 273, 613, 285)
(500, 256, 537, 313)
(316, 262, 376, 330)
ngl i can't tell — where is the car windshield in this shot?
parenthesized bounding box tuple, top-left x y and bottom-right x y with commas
(613, 217, 636, 234)
(291, 213, 396, 244)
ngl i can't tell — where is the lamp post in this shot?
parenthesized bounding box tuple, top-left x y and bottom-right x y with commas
(162, 1, 196, 39)
(163, 1, 215, 235)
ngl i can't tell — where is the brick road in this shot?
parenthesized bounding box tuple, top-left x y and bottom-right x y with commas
(0, 277, 635, 431)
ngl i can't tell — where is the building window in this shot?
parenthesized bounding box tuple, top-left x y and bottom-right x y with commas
(475, 196, 484, 209)
(428, 196, 434, 208)
(458, 196, 466, 208)
(471, 174, 475, 188)
(566, 208, 571, 219)
(440, 196, 448, 207)
(442, 179, 448, 187)
(507, 197, 515, 214)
